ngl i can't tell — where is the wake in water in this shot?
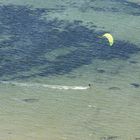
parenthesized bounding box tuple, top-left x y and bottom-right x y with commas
(0, 81, 89, 90)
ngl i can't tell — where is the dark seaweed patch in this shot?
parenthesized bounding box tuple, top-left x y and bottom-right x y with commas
(100, 136, 119, 140)
(110, 0, 140, 16)
(0, 5, 140, 80)
(79, 0, 140, 16)
(22, 98, 39, 103)
(135, 138, 140, 140)
(129, 60, 138, 64)
(96, 69, 106, 73)
(116, 0, 140, 16)
(130, 83, 140, 88)
(8, 132, 12, 134)
(108, 87, 121, 90)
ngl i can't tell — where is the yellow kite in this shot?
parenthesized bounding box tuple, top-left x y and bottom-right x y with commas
(102, 33, 114, 46)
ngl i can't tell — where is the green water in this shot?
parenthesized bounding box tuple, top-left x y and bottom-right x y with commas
(0, 0, 140, 139)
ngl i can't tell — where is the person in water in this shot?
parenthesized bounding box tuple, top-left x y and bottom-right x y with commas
(88, 84, 91, 88)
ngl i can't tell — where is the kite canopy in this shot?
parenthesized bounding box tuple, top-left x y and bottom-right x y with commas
(102, 33, 114, 46)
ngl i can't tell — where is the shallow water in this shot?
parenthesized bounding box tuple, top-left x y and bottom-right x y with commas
(0, 0, 140, 139)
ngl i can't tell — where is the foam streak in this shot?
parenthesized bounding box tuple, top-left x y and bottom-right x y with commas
(0, 81, 89, 90)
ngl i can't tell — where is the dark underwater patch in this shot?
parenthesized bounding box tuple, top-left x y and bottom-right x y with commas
(100, 136, 119, 140)
(78, 0, 140, 16)
(0, 5, 140, 80)
(135, 138, 140, 140)
(130, 83, 140, 88)
(96, 68, 106, 73)
(114, 0, 140, 16)
(108, 87, 121, 90)
(129, 60, 138, 64)
(22, 98, 39, 103)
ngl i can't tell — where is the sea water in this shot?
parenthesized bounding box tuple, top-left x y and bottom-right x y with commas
(0, 0, 140, 139)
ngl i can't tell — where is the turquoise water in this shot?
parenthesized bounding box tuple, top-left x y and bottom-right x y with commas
(0, 0, 140, 139)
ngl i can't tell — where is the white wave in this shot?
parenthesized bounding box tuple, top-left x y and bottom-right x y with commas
(0, 81, 89, 90)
